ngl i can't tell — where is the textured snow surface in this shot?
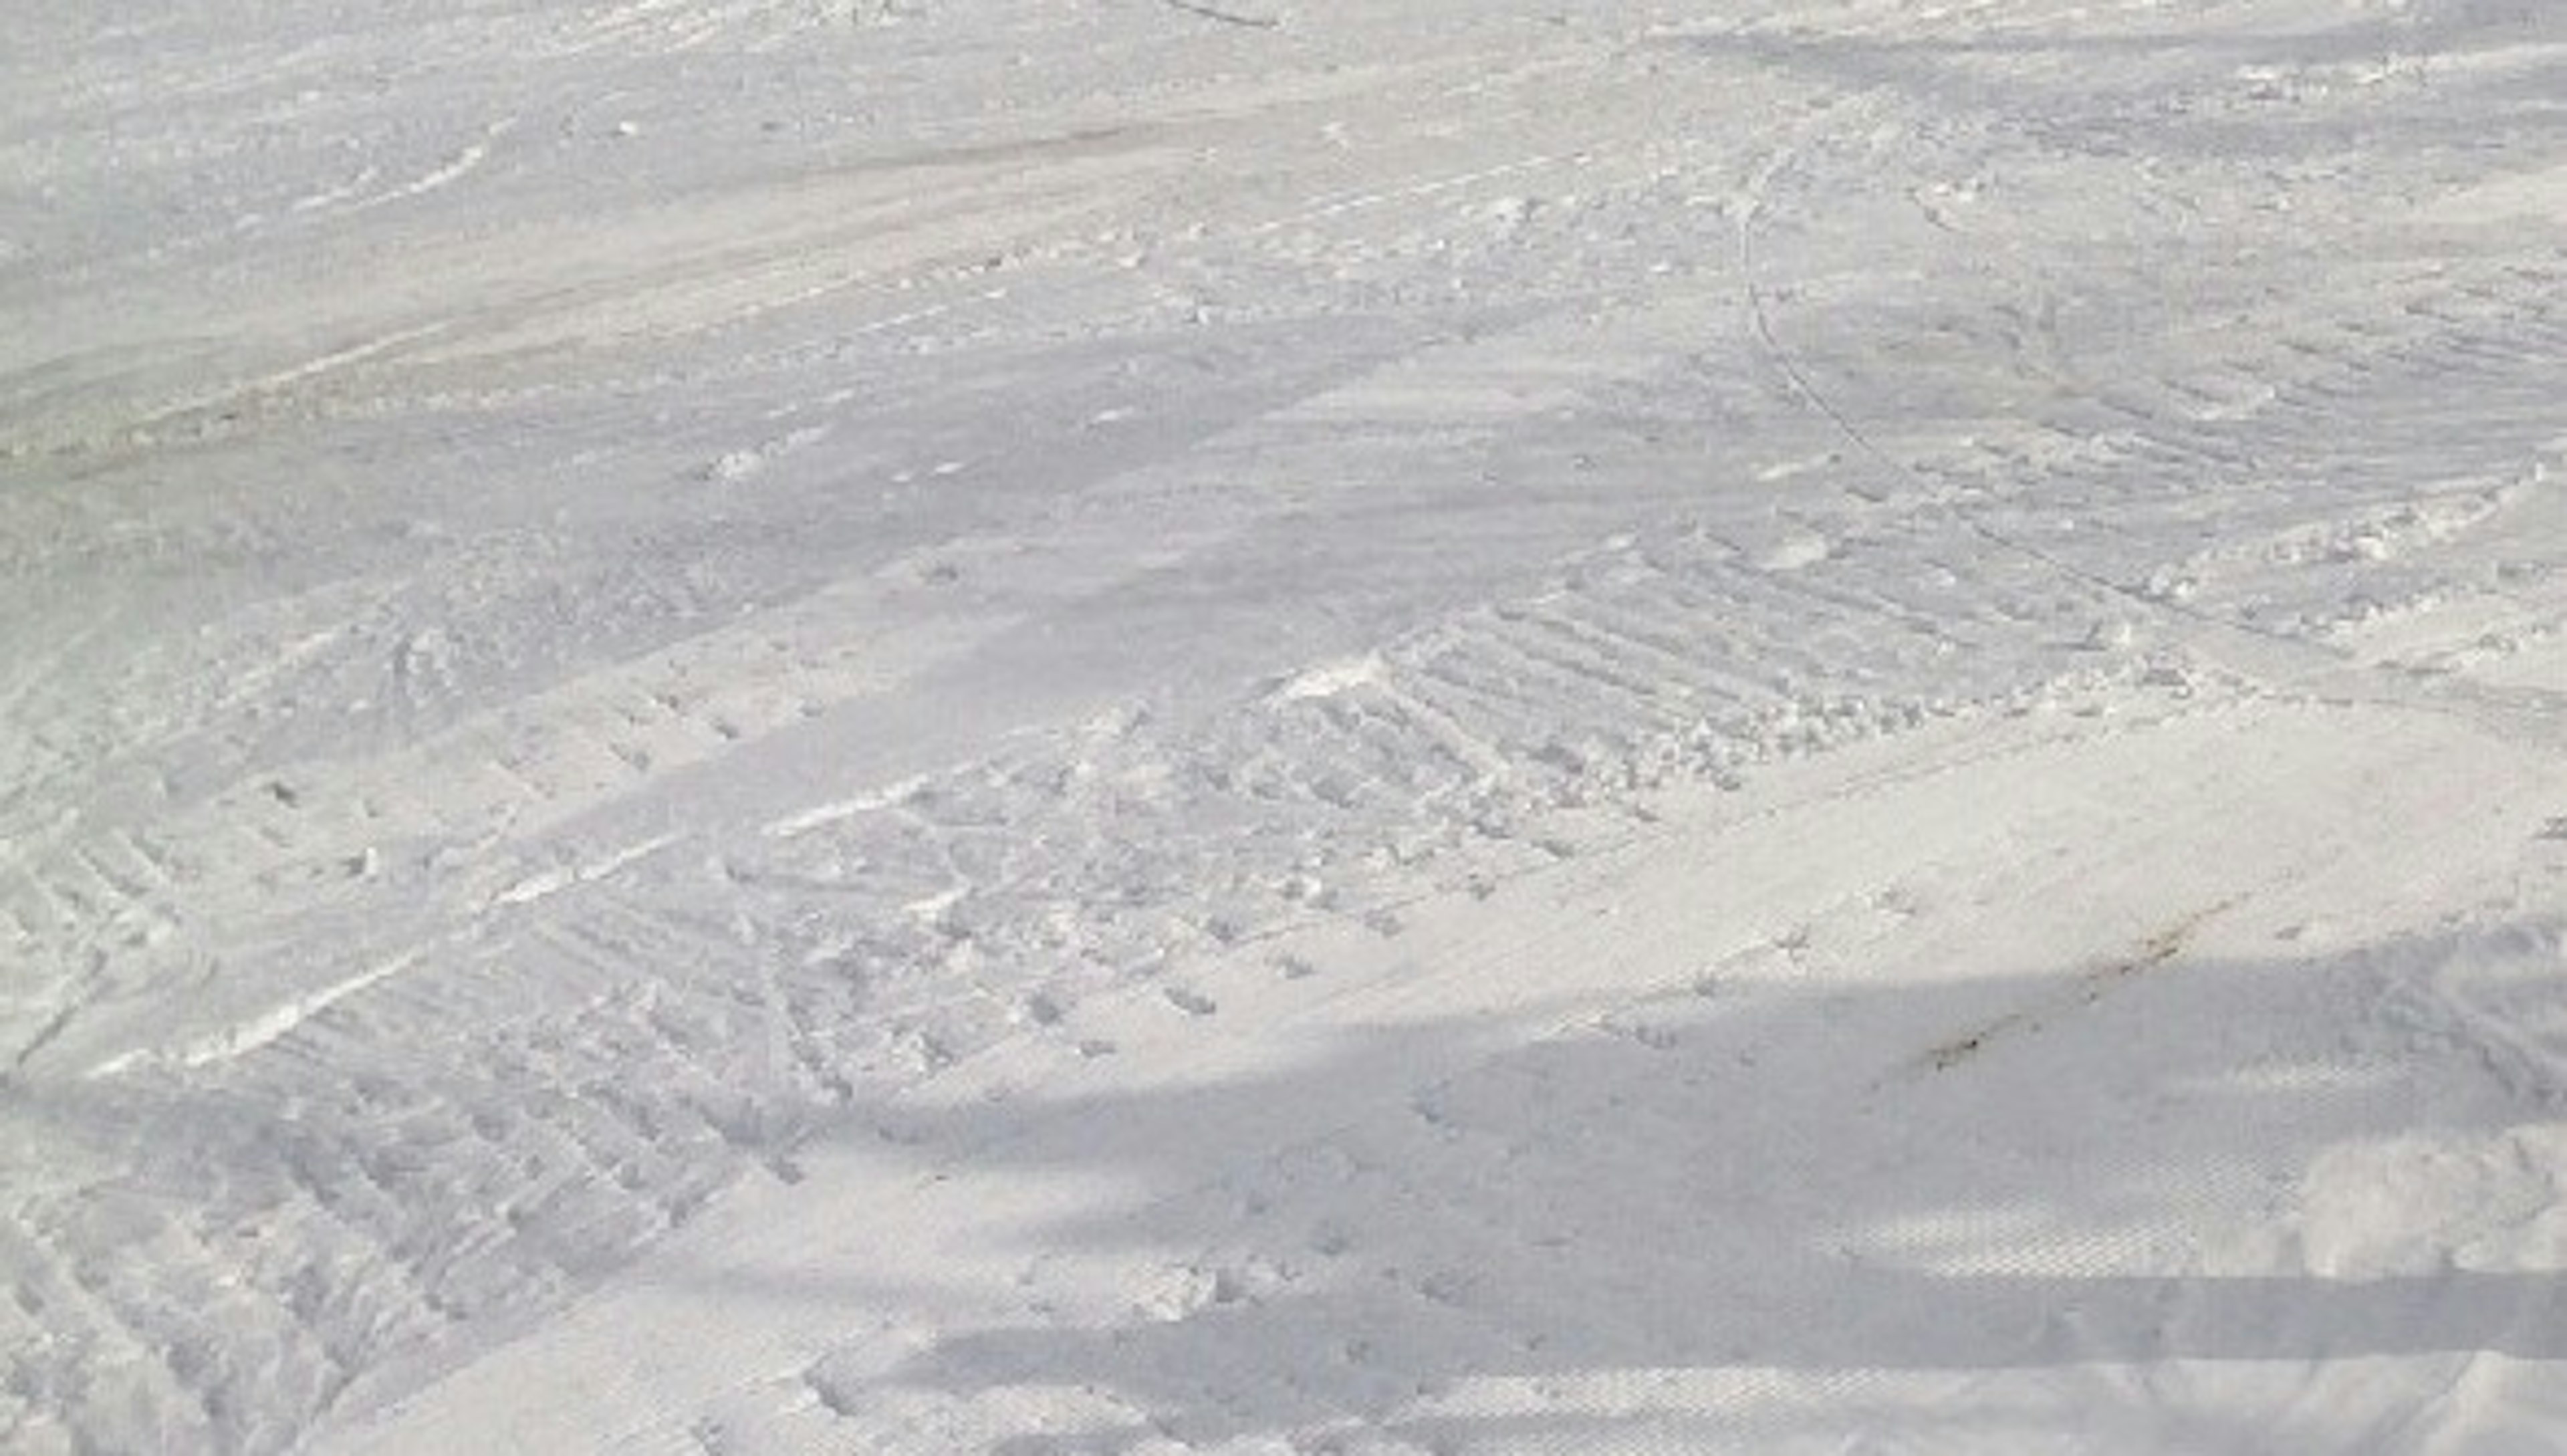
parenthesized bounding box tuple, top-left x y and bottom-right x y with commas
(5, 1, 2567, 1451)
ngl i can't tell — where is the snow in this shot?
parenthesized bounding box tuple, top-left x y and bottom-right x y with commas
(3, 0, 2564, 1452)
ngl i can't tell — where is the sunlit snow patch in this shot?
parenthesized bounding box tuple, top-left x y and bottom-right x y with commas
(1271, 652, 1388, 703)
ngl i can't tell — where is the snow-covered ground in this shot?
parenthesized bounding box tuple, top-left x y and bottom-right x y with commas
(6, 0, 2566, 1450)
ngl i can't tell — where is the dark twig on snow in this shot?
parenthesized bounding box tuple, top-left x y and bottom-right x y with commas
(1162, 0, 1280, 29)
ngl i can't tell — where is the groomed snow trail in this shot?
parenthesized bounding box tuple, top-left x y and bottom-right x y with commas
(3, 1, 2564, 1452)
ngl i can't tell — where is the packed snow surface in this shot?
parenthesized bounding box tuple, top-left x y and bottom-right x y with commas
(6, 1, 2567, 1451)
